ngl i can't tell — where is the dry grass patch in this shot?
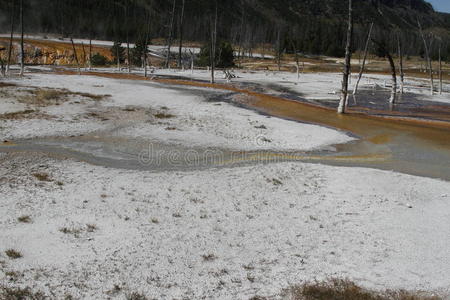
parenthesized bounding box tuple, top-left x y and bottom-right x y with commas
(126, 292, 149, 300)
(5, 249, 22, 259)
(17, 87, 109, 107)
(0, 82, 17, 88)
(17, 215, 32, 223)
(0, 286, 46, 300)
(0, 110, 36, 120)
(32, 172, 52, 182)
(60, 224, 98, 237)
(281, 279, 442, 300)
(154, 112, 175, 119)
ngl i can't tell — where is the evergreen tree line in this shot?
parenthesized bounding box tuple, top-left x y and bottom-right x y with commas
(0, 0, 449, 60)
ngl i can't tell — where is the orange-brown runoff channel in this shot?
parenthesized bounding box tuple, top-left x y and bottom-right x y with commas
(46, 70, 450, 180)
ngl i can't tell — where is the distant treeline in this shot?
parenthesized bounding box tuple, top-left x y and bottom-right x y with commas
(0, 0, 449, 60)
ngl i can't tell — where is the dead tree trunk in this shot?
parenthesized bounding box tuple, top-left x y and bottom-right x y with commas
(70, 38, 81, 75)
(178, 0, 185, 68)
(89, 38, 92, 70)
(276, 29, 282, 72)
(439, 43, 442, 95)
(210, 1, 218, 84)
(338, 0, 353, 114)
(19, 0, 24, 77)
(165, 0, 177, 68)
(0, 55, 4, 77)
(291, 40, 300, 81)
(353, 22, 373, 95)
(116, 43, 121, 71)
(189, 49, 194, 75)
(81, 42, 87, 70)
(418, 20, 434, 95)
(397, 34, 404, 94)
(125, 0, 131, 73)
(237, 0, 245, 68)
(6, 0, 15, 76)
(144, 13, 151, 78)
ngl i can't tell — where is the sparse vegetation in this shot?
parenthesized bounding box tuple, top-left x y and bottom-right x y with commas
(0, 286, 46, 300)
(5, 249, 22, 259)
(60, 224, 98, 237)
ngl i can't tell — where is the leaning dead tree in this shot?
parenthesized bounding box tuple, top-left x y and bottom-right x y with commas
(165, 0, 177, 68)
(373, 40, 397, 103)
(353, 22, 373, 95)
(70, 38, 81, 75)
(397, 34, 405, 94)
(338, 0, 353, 114)
(19, 0, 24, 77)
(418, 20, 434, 95)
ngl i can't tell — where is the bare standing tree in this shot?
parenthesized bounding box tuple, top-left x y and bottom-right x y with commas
(291, 40, 300, 81)
(6, 0, 15, 76)
(178, 0, 186, 68)
(165, 0, 177, 68)
(353, 22, 373, 95)
(397, 34, 405, 94)
(276, 28, 282, 72)
(125, 0, 131, 73)
(210, 0, 218, 84)
(19, 0, 24, 77)
(81, 42, 87, 70)
(338, 0, 353, 114)
(143, 11, 151, 78)
(237, 0, 245, 68)
(89, 38, 92, 70)
(438, 42, 442, 95)
(418, 20, 434, 95)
